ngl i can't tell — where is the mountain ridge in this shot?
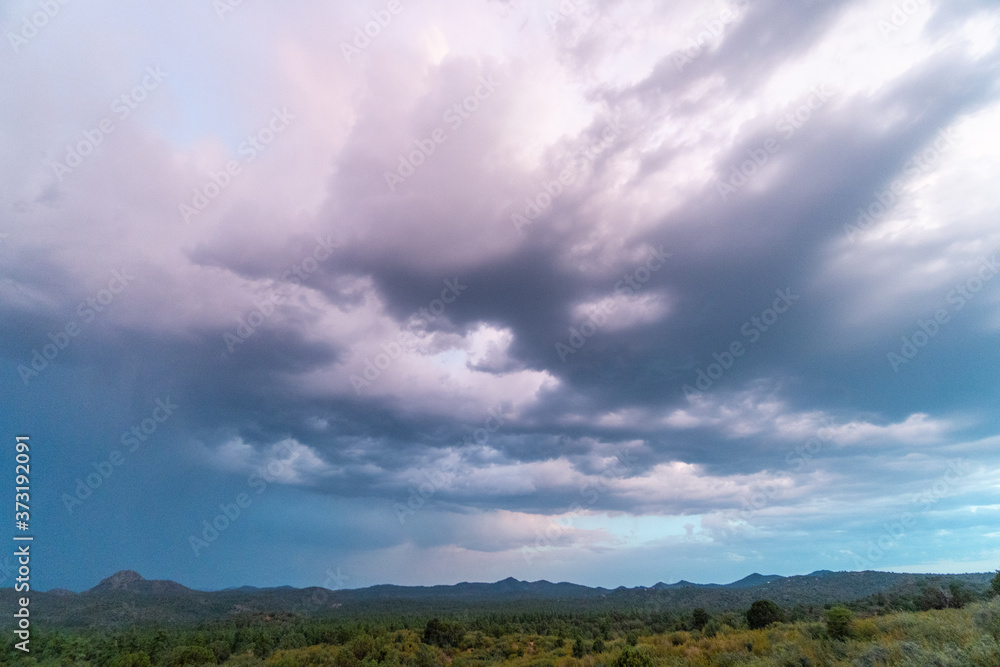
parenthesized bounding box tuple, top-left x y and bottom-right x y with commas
(37, 568, 993, 596)
(7, 568, 991, 630)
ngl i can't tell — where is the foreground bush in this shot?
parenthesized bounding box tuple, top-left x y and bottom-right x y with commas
(825, 605, 853, 640)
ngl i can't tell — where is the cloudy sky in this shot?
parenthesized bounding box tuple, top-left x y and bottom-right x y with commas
(2, 0, 999, 593)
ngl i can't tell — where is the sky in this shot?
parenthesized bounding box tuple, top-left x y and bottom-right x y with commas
(1, 0, 999, 593)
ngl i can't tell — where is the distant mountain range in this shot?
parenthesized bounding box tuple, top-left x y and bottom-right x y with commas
(2, 569, 992, 629)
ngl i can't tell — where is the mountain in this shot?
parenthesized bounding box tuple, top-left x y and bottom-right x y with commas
(726, 573, 784, 588)
(6, 570, 994, 630)
(87, 570, 193, 596)
(652, 580, 717, 589)
(650, 573, 782, 589)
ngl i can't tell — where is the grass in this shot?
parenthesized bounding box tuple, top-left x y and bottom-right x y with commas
(253, 598, 1000, 667)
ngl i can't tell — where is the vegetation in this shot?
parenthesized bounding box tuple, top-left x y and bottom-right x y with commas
(4, 596, 1000, 666)
(745, 600, 783, 630)
(3, 571, 998, 665)
(824, 605, 853, 640)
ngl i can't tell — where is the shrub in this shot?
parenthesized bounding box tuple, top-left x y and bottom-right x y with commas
(210, 640, 231, 663)
(613, 645, 653, 667)
(109, 653, 152, 667)
(746, 600, 783, 630)
(667, 631, 689, 646)
(853, 644, 891, 667)
(975, 598, 1000, 640)
(825, 606, 854, 640)
(422, 619, 463, 648)
(222, 655, 265, 667)
(166, 645, 216, 666)
(412, 643, 441, 667)
(920, 586, 950, 611)
(852, 618, 879, 641)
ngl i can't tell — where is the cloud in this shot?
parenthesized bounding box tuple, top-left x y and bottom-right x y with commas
(3, 0, 1000, 590)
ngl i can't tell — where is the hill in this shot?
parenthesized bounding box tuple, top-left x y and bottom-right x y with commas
(2, 569, 992, 629)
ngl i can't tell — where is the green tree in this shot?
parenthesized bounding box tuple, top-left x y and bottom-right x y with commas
(746, 600, 783, 630)
(109, 653, 152, 667)
(209, 640, 231, 663)
(413, 643, 439, 667)
(592, 638, 606, 653)
(166, 645, 216, 666)
(919, 586, 949, 611)
(625, 631, 638, 646)
(613, 645, 653, 667)
(991, 570, 1000, 597)
(422, 618, 463, 648)
(691, 608, 710, 631)
(572, 637, 586, 658)
(825, 606, 853, 640)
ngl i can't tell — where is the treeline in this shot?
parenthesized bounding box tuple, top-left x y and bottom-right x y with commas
(846, 579, 985, 615)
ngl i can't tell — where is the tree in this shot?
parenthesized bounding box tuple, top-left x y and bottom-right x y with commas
(422, 618, 463, 648)
(992, 570, 1000, 597)
(746, 600, 783, 630)
(948, 581, 974, 608)
(691, 608, 710, 631)
(592, 638, 606, 653)
(825, 606, 853, 640)
(919, 586, 949, 611)
(572, 637, 586, 658)
(109, 653, 152, 667)
(166, 645, 215, 666)
(614, 645, 653, 667)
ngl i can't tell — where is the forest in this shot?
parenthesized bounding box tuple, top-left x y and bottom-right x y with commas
(5, 573, 1000, 666)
